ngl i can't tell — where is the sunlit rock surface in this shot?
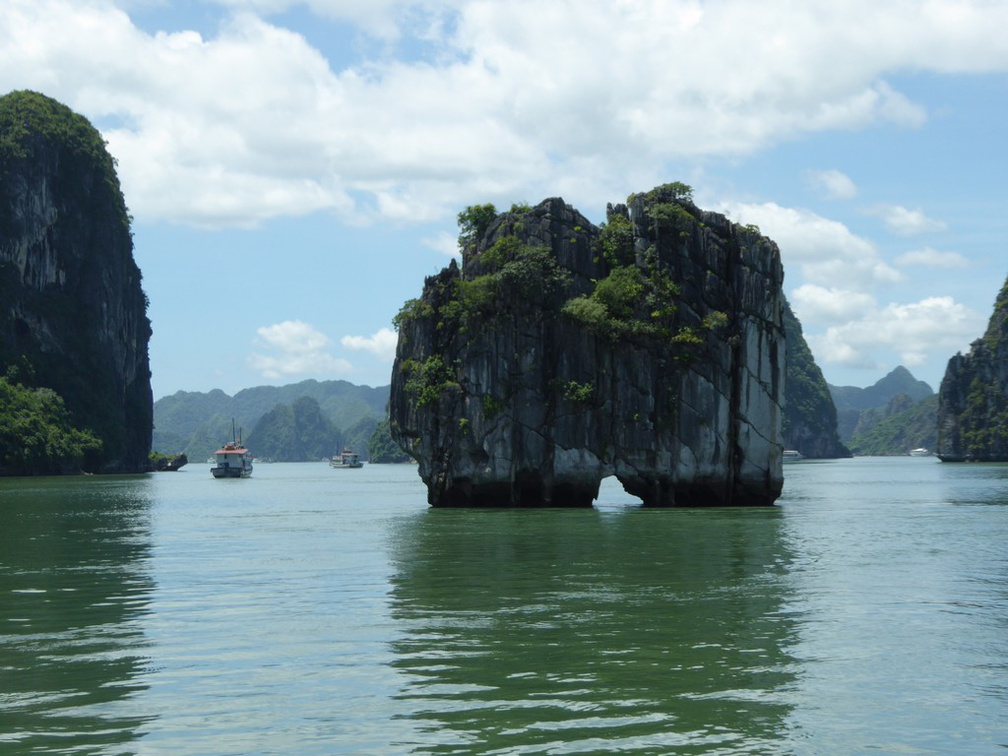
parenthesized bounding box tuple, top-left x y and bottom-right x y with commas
(391, 187, 785, 506)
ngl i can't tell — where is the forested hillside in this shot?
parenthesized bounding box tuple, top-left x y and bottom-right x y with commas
(154, 379, 388, 461)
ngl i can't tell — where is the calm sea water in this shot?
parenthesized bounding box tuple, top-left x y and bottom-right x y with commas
(1, 457, 1007, 755)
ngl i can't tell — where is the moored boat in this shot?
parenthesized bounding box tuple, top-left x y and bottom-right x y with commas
(212, 421, 253, 478)
(330, 447, 363, 469)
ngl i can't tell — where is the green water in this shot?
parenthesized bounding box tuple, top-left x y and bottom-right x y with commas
(1, 458, 1006, 754)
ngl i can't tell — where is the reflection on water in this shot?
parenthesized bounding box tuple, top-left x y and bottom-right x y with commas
(2, 460, 1006, 754)
(388, 506, 799, 754)
(0, 475, 154, 754)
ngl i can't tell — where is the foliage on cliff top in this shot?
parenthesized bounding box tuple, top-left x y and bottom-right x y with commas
(980, 273, 1008, 351)
(396, 186, 727, 357)
(0, 90, 130, 231)
(561, 261, 691, 343)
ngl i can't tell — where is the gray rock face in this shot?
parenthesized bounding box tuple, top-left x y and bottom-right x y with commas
(936, 274, 1008, 462)
(0, 91, 152, 472)
(390, 187, 785, 507)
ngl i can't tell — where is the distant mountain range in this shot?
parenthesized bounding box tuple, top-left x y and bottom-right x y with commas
(156, 365, 937, 463)
(828, 366, 937, 455)
(153, 379, 389, 461)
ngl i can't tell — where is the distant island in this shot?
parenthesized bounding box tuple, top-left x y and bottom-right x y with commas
(152, 379, 400, 463)
(829, 366, 937, 456)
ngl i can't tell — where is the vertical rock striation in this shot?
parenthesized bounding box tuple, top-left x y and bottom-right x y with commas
(390, 185, 785, 507)
(936, 273, 1008, 462)
(0, 91, 152, 472)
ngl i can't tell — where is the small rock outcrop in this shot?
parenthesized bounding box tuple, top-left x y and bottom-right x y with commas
(936, 274, 1008, 462)
(0, 91, 152, 472)
(390, 185, 785, 507)
(152, 453, 188, 471)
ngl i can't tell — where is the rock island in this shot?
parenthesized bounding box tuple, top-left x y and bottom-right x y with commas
(390, 184, 786, 507)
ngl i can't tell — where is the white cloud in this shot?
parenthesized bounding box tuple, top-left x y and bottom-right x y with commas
(806, 296, 985, 370)
(790, 284, 877, 325)
(341, 327, 398, 360)
(807, 169, 857, 200)
(872, 204, 948, 236)
(5, 0, 1008, 228)
(421, 230, 461, 258)
(248, 320, 352, 378)
(895, 246, 969, 268)
(725, 202, 901, 288)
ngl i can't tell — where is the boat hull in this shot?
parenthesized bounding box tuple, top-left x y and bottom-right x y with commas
(211, 466, 252, 478)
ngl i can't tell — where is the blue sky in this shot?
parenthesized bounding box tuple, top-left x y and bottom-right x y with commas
(2, 0, 1006, 400)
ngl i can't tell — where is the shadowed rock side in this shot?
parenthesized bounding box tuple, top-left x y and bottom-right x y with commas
(781, 297, 849, 459)
(937, 273, 1008, 462)
(0, 91, 152, 472)
(390, 186, 785, 507)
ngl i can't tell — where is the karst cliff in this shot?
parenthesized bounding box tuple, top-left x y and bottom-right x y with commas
(0, 90, 152, 473)
(390, 185, 786, 507)
(781, 297, 849, 458)
(936, 273, 1008, 462)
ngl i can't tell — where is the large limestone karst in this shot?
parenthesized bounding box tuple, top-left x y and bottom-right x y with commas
(390, 185, 786, 507)
(936, 273, 1008, 462)
(0, 90, 152, 473)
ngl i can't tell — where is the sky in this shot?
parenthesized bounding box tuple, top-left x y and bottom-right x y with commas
(2, 0, 1006, 401)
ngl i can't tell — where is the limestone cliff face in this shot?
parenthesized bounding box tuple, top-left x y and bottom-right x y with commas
(781, 297, 849, 458)
(937, 274, 1008, 462)
(390, 186, 785, 506)
(0, 91, 152, 472)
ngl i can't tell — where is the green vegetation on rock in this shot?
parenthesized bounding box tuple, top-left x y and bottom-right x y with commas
(0, 375, 102, 474)
(0, 91, 151, 473)
(847, 395, 938, 455)
(781, 299, 848, 458)
(367, 419, 411, 463)
(958, 378, 1008, 458)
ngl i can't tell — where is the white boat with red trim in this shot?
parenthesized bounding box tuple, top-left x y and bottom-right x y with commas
(212, 422, 253, 478)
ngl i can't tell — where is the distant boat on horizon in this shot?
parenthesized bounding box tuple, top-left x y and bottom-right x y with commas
(782, 449, 805, 462)
(909, 448, 931, 457)
(330, 447, 364, 469)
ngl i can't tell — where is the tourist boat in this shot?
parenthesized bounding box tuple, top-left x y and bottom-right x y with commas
(909, 448, 931, 457)
(330, 447, 364, 469)
(211, 422, 253, 478)
(782, 449, 805, 462)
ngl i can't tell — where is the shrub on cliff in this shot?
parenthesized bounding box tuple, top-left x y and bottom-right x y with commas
(0, 376, 102, 474)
